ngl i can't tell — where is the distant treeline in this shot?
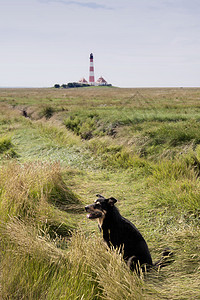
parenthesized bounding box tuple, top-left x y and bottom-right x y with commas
(54, 83, 112, 89)
(54, 83, 90, 89)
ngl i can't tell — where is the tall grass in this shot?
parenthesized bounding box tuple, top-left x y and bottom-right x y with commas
(149, 157, 200, 214)
(0, 162, 79, 236)
(0, 162, 99, 299)
(0, 222, 157, 299)
(0, 220, 98, 299)
(87, 137, 152, 175)
(68, 232, 158, 300)
(35, 121, 82, 147)
(143, 120, 200, 147)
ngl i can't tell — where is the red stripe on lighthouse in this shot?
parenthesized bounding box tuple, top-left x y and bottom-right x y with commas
(89, 76, 95, 82)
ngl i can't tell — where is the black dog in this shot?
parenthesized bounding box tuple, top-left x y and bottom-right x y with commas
(85, 194, 172, 271)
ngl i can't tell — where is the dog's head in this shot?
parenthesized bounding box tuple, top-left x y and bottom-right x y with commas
(85, 194, 117, 221)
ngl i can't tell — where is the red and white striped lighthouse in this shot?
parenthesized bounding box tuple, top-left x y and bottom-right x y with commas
(89, 53, 95, 85)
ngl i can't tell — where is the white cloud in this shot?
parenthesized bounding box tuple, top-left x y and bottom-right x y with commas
(39, 0, 113, 9)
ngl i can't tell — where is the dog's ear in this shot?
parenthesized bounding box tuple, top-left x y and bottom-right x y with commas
(96, 194, 105, 199)
(107, 197, 117, 206)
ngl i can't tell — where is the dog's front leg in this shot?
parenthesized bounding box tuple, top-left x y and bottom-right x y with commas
(103, 229, 111, 248)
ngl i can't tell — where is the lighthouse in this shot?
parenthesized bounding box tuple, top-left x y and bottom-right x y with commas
(89, 53, 95, 85)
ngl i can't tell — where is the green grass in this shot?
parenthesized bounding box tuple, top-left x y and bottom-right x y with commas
(12, 126, 95, 169)
(0, 87, 200, 299)
(0, 136, 12, 153)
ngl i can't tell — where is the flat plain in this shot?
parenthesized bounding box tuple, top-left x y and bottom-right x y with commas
(0, 87, 199, 299)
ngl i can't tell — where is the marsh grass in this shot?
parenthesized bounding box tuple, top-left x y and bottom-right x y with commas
(0, 162, 79, 235)
(35, 121, 82, 147)
(88, 137, 152, 174)
(39, 105, 55, 119)
(68, 231, 159, 300)
(0, 136, 12, 153)
(0, 221, 98, 299)
(0, 135, 18, 160)
(12, 125, 94, 169)
(0, 88, 200, 299)
(0, 162, 100, 299)
(0, 219, 157, 299)
(148, 157, 200, 214)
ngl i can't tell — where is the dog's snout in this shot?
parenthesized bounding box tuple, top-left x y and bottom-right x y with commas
(85, 204, 94, 212)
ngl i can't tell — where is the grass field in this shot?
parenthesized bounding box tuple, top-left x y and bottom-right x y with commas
(0, 87, 199, 299)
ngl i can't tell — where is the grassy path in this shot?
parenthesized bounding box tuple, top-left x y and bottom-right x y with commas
(12, 126, 94, 168)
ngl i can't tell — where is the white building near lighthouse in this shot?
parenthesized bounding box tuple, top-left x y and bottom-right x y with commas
(96, 76, 107, 86)
(79, 77, 88, 84)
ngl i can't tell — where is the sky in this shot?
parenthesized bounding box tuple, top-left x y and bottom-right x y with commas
(1, 0, 200, 87)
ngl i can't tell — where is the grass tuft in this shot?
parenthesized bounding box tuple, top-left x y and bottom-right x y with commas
(39, 105, 55, 119)
(0, 136, 12, 153)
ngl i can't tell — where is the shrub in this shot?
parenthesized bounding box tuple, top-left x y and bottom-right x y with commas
(0, 136, 18, 159)
(0, 136, 12, 153)
(79, 118, 95, 140)
(64, 114, 98, 140)
(40, 106, 55, 119)
(64, 116, 81, 135)
(67, 82, 90, 88)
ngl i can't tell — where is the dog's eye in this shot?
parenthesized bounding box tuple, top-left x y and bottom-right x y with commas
(94, 203, 101, 209)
